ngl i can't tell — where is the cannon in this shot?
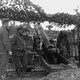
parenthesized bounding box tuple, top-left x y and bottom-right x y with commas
(8, 24, 77, 76)
(34, 23, 78, 72)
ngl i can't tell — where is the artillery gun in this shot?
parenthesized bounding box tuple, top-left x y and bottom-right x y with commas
(8, 23, 77, 77)
(33, 23, 78, 72)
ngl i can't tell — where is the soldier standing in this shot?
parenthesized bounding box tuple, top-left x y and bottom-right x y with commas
(21, 27, 34, 72)
(0, 18, 12, 80)
(10, 28, 25, 76)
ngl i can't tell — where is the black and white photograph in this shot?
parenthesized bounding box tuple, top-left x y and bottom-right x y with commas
(0, 0, 80, 80)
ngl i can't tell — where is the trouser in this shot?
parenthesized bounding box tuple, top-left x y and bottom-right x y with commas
(15, 56, 24, 75)
(0, 52, 9, 80)
(22, 52, 34, 70)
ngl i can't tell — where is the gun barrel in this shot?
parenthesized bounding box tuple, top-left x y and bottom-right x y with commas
(36, 24, 51, 46)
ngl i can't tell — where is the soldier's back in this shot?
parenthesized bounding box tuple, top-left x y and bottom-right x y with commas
(10, 35, 25, 56)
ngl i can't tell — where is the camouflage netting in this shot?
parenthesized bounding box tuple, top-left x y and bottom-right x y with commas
(0, 7, 44, 22)
(0, 0, 80, 27)
(0, 0, 49, 22)
(0, 7, 78, 26)
(50, 13, 77, 26)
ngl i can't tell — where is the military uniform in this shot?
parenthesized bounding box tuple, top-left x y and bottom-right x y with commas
(0, 26, 12, 80)
(17, 27, 36, 72)
(22, 34, 34, 71)
(10, 34, 25, 76)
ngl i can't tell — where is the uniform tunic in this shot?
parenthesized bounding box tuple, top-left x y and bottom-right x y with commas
(0, 27, 11, 80)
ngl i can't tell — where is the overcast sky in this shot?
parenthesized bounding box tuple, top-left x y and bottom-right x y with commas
(31, 0, 80, 15)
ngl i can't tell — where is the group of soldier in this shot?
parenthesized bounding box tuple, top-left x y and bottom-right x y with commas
(0, 18, 39, 79)
(10, 22, 36, 76)
(0, 18, 79, 80)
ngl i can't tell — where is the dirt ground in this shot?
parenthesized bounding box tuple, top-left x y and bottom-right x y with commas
(5, 68, 80, 80)
(6, 69, 48, 80)
(5, 64, 80, 80)
(41, 68, 80, 80)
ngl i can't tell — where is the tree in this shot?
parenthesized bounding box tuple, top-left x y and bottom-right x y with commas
(0, 0, 48, 22)
(0, 0, 80, 29)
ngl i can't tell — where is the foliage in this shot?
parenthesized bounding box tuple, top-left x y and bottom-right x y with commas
(0, 0, 47, 22)
(0, 0, 80, 27)
(50, 13, 77, 26)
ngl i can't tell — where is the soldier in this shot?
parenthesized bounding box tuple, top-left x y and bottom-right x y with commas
(0, 18, 12, 80)
(57, 31, 70, 59)
(21, 26, 34, 72)
(19, 25, 34, 72)
(10, 27, 25, 76)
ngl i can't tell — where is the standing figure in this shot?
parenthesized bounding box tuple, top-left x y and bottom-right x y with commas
(20, 27, 34, 72)
(0, 18, 12, 80)
(57, 31, 70, 59)
(10, 28, 25, 76)
(68, 29, 78, 62)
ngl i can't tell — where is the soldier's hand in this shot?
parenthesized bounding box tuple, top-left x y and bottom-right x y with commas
(9, 51, 13, 56)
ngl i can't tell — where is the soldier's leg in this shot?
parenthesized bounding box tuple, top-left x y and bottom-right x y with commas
(0, 53, 9, 80)
(21, 55, 26, 73)
(15, 56, 22, 76)
(22, 53, 29, 72)
(28, 53, 34, 65)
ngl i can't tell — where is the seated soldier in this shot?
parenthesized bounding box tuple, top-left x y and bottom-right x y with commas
(10, 28, 25, 76)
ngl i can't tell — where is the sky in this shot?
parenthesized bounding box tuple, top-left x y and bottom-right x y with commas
(31, 0, 80, 15)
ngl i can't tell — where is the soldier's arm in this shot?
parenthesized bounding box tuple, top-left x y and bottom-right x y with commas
(3, 28, 12, 53)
